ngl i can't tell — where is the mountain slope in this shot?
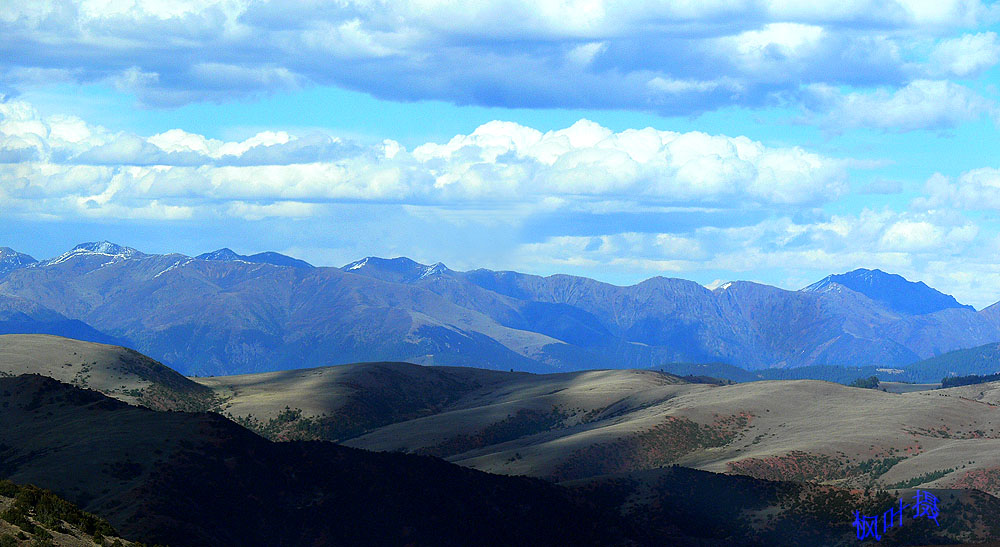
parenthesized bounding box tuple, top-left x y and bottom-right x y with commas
(4, 243, 1000, 374)
(0, 295, 121, 345)
(803, 268, 974, 315)
(1, 245, 559, 375)
(905, 341, 1000, 380)
(0, 247, 36, 278)
(0, 479, 138, 546)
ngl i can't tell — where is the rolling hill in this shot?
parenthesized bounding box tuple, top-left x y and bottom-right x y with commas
(3, 373, 994, 546)
(9, 334, 1000, 504)
(4, 337, 1000, 544)
(0, 374, 641, 547)
(0, 334, 217, 412)
(188, 355, 1000, 502)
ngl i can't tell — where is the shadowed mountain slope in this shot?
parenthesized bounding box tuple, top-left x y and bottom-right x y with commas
(0, 295, 121, 346)
(4, 242, 1000, 374)
(4, 374, 996, 546)
(0, 374, 655, 547)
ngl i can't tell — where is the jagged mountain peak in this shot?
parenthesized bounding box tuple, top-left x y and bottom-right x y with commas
(802, 268, 973, 315)
(342, 256, 456, 283)
(418, 262, 450, 279)
(0, 247, 37, 276)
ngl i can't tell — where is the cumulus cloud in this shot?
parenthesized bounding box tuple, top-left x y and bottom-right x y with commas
(0, 98, 852, 220)
(916, 168, 1000, 210)
(2, 0, 998, 117)
(927, 32, 1000, 77)
(805, 80, 998, 131)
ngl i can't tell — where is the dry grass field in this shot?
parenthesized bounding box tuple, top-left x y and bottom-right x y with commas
(190, 354, 1000, 495)
(6, 335, 1000, 500)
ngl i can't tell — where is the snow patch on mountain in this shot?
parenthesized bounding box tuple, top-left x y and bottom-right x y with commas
(418, 262, 449, 280)
(153, 258, 194, 279)
(346, 257, 370, 271)
(40, 241, 143, 267)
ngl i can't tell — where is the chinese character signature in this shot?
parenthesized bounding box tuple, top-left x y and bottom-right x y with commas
(852, 489, 940, 541)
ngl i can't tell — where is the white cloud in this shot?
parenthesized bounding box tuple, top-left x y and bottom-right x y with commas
(806, 80, 997, 131)
(0, 98, 853, 219)
(2, 0, 997, 116)
(916, 168, 1000, 210)
(928, 32, 1000, 77)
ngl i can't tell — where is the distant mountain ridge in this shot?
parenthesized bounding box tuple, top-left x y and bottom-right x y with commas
(197, 247, 314, 269)
(0, 247, 36, 277)
(802, 268, 974, 315)
(1, 241, 1000, 375)
(0, 294, 122, 345)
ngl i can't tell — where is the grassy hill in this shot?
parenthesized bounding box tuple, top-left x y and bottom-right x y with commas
(0, 374, 641, 546)
(0, 335, 218, 412)
(195, 362, 517, 441)
(0, 480, 142, 547)
(192, 356, 1000, 500)
(8, 335, 1000, 503)
(2, 373, 993, 546)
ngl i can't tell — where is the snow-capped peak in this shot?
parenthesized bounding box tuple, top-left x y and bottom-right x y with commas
(0, 247, 36, 266)
(72, 241, 140, 257)
(196, 248, 244, 262)
(417, 262, 449, 280)
(0, 247, 37, 276)
(42, 241, 142, 266)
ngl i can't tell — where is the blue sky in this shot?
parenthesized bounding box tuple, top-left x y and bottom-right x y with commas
(5, 1, 1000, 307)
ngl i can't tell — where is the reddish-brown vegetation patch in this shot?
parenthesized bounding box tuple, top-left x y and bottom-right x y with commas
(728, 451, 847, 483)
(951, 467, 1000, 496)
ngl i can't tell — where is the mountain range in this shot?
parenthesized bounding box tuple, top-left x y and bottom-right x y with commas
(2, 242, 1000, 376)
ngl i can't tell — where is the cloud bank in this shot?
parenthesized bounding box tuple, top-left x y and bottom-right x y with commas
(0, 98, 850, 221)
(3, 0, 999, 126)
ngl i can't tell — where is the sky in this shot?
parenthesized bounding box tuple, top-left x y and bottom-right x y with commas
(4, 1, 1000, 308)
